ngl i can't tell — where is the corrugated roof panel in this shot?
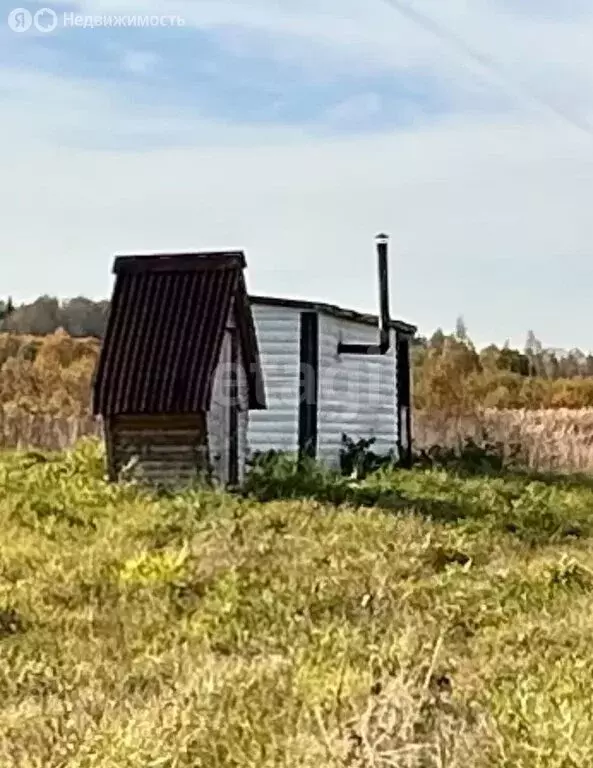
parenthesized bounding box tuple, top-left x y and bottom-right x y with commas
(93, 253, 265, 415)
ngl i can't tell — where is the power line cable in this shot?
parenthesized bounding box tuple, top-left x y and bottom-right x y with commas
(379, 0, 593, 139)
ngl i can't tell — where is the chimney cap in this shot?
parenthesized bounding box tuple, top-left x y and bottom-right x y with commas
(375, 233, 390, 244)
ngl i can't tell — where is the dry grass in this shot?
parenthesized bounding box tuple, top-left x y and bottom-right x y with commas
(5, 406, 593, 475)
(416, 408, 593, 473)
(3, 442, 593, 765)
(0, 407, 101, 450)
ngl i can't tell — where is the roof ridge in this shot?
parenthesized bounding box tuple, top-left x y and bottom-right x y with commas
(113, 252, 246, 275)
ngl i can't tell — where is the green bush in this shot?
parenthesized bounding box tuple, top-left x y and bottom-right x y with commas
(243, 450, 345, 501)
(414, 430, 524, 476)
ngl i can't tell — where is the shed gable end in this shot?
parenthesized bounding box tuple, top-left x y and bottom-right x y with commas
(92, 252, 265, 416)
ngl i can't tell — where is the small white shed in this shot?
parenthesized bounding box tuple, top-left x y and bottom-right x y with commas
(247, 235, 416, 468)
(93, 236, 415, 485)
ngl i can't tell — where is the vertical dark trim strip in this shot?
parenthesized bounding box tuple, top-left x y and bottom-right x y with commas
(228, 329, 239, 486)
(104, 417, 116, 481)
(405, 389, 412, 468)
(298, 311, 319, 460)
(395, 335, 403, 462)
(396, 333, 413, 468)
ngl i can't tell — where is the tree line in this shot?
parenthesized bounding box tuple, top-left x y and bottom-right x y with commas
(2, 297, 593, 411)
(0, 296, 109, 338)
(413, 318, 593, 410)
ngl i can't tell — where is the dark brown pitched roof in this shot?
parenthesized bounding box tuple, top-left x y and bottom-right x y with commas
(92, 252, 265, 416)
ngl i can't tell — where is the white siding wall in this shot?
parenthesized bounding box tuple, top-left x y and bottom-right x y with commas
(207, 326, 249, 485)
(247, 304, 301, 455)
(317, 316, 397, 467)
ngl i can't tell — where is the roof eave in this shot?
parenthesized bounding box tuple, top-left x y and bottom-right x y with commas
(249, 294, 416, 336)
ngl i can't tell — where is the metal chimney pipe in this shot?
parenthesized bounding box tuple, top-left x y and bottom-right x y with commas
(338, 233, 392, 356)
(376, 233, 390, 350)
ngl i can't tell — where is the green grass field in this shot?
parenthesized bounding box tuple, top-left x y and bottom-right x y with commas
(2, 441, 593, 766)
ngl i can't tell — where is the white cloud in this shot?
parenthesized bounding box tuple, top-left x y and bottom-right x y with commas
(53, 0, 593, 135)
(1, 64, 593, 349)
(53, 0, 593, 74)
(324, 93, 383, 125)
(120, 50, 159, 75)
(10, 1, 593, 129)
(68, 0, 593, 76)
